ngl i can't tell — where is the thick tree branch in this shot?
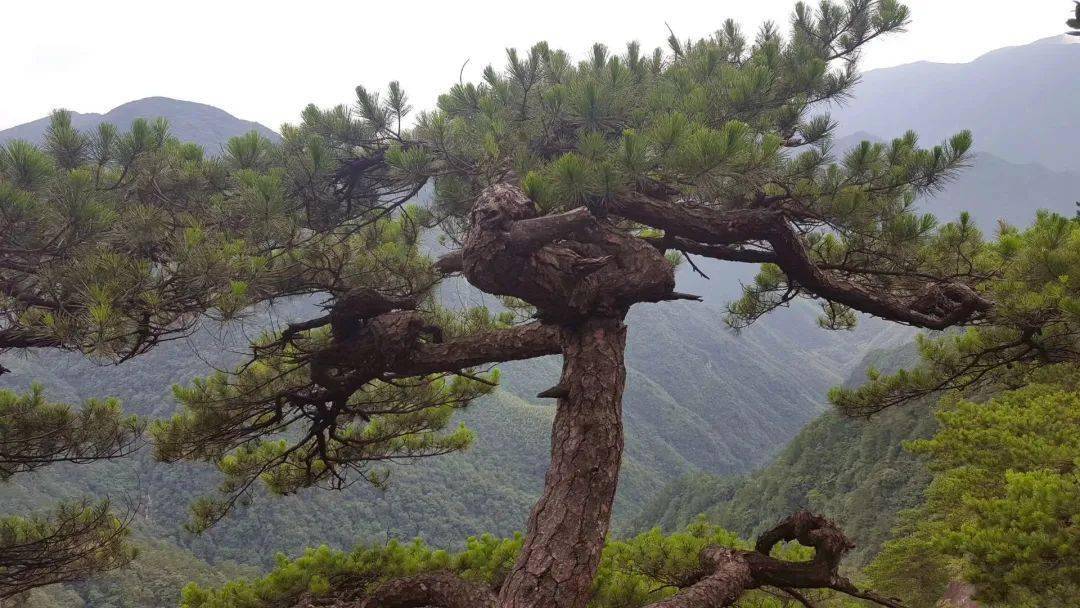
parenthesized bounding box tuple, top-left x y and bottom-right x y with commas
(614, 192, 992, 330)
(0, 329, 62, 350)
(358, 571, 497, 608)
(506, 206, 598, 254)
(645, 235, 778, 264)
(647, 547, 754, 608)
(609, 192, 779, 245)
(400, 321, 561, 375)
(461, 183, 676, 321)
(435, 207, 598, 275)
(764, 222, 991, 330)
(313, 319, 561, 382)
(435, 250, 464, 274)
(643, 512, 906, 608)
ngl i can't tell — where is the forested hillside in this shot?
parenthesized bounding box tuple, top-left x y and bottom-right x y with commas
(627, 342, 934, 567)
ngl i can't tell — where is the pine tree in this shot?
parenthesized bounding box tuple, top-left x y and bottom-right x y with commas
(0, 501, 134, 600)
(0, 383, 141, 598)
(3, 1, 1020, 605)
(1068, 1, 1080, 35)
(153, 1, 1004, 606)
(0, 109, 308, 598)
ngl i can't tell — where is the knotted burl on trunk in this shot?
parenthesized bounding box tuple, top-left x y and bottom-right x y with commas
(461, 182, 678, 322)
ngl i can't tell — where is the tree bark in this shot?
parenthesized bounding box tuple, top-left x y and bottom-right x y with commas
(498, 317, 628, 608)
(359, 571, 497, 608)
(646, 548, 754, 608)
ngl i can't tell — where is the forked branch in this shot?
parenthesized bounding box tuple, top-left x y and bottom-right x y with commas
(324, 511, 903, 608)
(648, 511, 905, 608)
(612, 192, 992, 330)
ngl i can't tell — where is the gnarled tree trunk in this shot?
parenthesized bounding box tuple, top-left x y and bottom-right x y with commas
(499, 317, 628, 608)
(331, 182, 912, 608)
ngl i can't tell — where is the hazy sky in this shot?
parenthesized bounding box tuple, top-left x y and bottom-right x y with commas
(4, 1, 1074, 131)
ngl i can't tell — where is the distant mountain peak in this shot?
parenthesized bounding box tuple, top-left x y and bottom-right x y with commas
(105, 96, 252, 119)
(1031, 33, 1080, 45)
(967, 32, 1080, 62)
(0, 96, 279, 153)
(833, 32, 1080, 175)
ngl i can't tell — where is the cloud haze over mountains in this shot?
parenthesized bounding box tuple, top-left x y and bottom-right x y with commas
(833, 35, 1080, 173)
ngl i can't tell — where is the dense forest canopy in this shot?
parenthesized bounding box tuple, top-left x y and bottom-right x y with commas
(866, 367, 1080, 607)
(4, 1, 1080, 607)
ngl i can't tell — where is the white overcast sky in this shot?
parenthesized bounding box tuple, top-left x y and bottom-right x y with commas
(3, 1, 1074, 131)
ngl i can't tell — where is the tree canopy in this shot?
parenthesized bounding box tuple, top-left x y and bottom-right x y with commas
(831, 211, 1080, 415)
(867, 368, 1080, 607)
(155, 0, 987, 527)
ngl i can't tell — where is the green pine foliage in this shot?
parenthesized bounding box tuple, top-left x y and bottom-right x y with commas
(0, 107, 300, 597)
(0, 385, 142, 479)
(179, 522, 861, 608)
(2, 105, 512, 586)
(832, 211, 1080, 415)
(0, 111, 278, 357)
(397, 0, 976, 334)
(0, 500, 135, 599)
(149, 207, 507, 532)
(0, 384, 142, 599)
(867, 368, 1080, 607)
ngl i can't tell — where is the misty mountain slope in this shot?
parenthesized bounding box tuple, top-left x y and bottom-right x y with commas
(0, 97, 280, 152)
(833, 131, 1079, 231)
(621, 302, 913, 474)
(832, 35, 1080, 173)
(626, 342, 936, 567)
(938, 152, 1078, 226)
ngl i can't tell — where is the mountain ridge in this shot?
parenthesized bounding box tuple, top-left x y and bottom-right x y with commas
(832, 35, 1080, 173)
(0, 96, 280, 153)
